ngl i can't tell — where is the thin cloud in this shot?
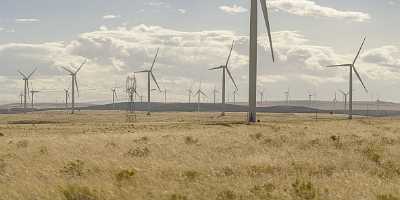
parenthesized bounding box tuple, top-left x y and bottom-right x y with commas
(103, 15, 121, 20)
(219, 4, 248, 14)
(269, 0, 371, 22)
(15, 18, 40, 23)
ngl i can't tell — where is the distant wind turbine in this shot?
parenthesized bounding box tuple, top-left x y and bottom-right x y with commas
(325, 37, 368, 119)
(61, 60, 87, 114)
(18, 68, 37, 112)
(212, 87, 219, 104)
(112, 87, 119, 110)
(30, 90, 40, 109)
(135, 48, 162, 115)
(285, 88, 290, 105)
(64, 89, 70, 110)
(339, 90, 349, 113)
(194, 83, 207, 112)
(209, 40, 238, 116)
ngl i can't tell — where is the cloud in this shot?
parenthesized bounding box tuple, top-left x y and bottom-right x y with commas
(219, 4, 248, 14)
(103, 15, 121, 20)
(269, 0, 371, 22)
(0, 24, 396, 104)
(15, 18, 40, 23)
(178, 9, 187, 14)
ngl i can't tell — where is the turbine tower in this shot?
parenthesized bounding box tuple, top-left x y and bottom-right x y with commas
(325, 37, 368, 119)
(233, 89, 239, 105)
(112, 88, 119, 110)
(64, 89, 70, 110)
(285, 88, 290, 105)
(259, 90, 264, 105)
(194, 83, 207, 112)
(248, 0, 275, 122)
(212, 87, 219, 104)
(30, 90, 40, 109)
(135, 48, 161, 115)
(61, 60, 87, 114)
(209, 40, 238, 116)
(18, 68, 37, 112)
(126, 74, 140, 114)
(339, 90, 349, 113)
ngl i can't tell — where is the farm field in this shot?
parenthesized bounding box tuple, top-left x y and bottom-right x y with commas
(0, 111, 399, 200)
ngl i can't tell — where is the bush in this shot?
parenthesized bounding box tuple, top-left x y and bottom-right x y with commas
(377, 194, 399, 200)
(61, 184, 99, 200)
(126, 147, 150, 157)
(184, 136, 198, 145)
(291, 179, 317, 200)
(61, 160, 86, 177)
(169, 194, 188, 200)
(216, 190, 236, 200)
(115, 169, 136, 183)
(182, 170, 200, 181)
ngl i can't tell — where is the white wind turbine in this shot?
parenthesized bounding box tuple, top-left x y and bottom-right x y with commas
(194, 83, 208, 112)
(64, 89, 70, 110)
(325, 37, 368, 119)
(18, 68, 37, 111)
(209, 40, 238, 116)
(212, 86, 219, 104)
(339, 90, 349, 113)
(112, 87, 119, 110)
(135, 48, 161, 115)
(61, 60, 87, 114)
(247, 0, 275, 122)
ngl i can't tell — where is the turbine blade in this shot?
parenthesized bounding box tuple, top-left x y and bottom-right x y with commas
(225, 40, 235, 68)
(75, 77, 80, 97)
(150, 48, 159, 71)
(325, 64, 352, 68)
(151, 72, 161, 91)
(208, 66, 224, 70)
(75, 59, 87, 73)
(226, 67, 238, 90)
(200, 91, 208, 97)
(135, 70, 149, 73)
(61, 66, 74, 74)
(260, 0, 275, 62)
(27, 67, 37, 79)
(352, 65, 368, 93)
(353, 37, 366, 65)
(18, 70, 27, 79)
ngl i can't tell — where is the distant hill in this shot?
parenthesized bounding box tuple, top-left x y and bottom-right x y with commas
(1, 101, 399, 117)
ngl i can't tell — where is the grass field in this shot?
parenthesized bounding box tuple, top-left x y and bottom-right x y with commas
(0, 111, 399, 200)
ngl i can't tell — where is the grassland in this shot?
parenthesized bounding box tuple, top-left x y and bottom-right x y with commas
(0, 111, 399, 200)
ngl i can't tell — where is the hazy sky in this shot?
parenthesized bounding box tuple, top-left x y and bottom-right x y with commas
(1, 0, 400, 104)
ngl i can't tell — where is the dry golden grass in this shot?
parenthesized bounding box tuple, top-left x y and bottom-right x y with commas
(0, 111, 400, 200)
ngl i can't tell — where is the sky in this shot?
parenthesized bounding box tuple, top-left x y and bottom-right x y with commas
(1, 0, 400, 105)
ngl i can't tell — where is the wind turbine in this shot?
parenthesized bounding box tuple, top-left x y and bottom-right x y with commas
(112, 87, 119, 110)
(233, 89, 239, 105)
(212, 87, 219, 104)
(194, 83, 208, 112)
(209, 40, 238, 116)
(307, 91, 313, 107)
(18, 68, 37, 111)
(126, 74, 140, 114)
(19, 92, 23, 105)
(333, 92, 337, 113)
(325, 37, 368, 119)
(339, 90, 349, 113)
(248, 0, 275, 122)
(30, 90, 40, 109)
(135, 48, 161, 115)
(259, 90, 264, 105)
(64, 89, 70, 110)
(285, 88, 290, 105)
(61, 60, 87, 114)
(163, 88, 167, 104)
